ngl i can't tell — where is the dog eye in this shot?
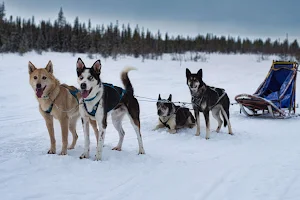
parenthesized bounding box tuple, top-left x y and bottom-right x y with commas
(42, 76, 47, 80)
(34, 76, 37, 80)
(79, 76, 83, 80)
(88, 76, 94, 81)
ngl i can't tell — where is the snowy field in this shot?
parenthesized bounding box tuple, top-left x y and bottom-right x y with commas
(1, 52, 300, 200)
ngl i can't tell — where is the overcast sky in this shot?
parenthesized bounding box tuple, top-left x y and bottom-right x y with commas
(3, 0, 300, 41)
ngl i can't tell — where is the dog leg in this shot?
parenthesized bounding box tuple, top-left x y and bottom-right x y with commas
(203, 111, 210, 139)
(127, 112, 145, 155)
(220, 106, 233, 135)
(168, 128, 177, 134)
(152, 123, 165, 131)
(111, 110, 126, 151)
(80, 117, 90, 159)
(43, 113, 56, 154)
(89, 119, 99, 145)
(95, 112, 107, 161)
(212, 108, 222, 133)
(194, 109, 201, 136)
(167, 117, 177, 134)
(59, 117, 69, 155)
(68, 116, 79, 150)
(186, 115, 196, 128)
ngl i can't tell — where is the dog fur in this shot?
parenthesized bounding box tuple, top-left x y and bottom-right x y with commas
(153, 94, 195, 134)
(186, 68, 233, 139)
(76, 58, 145, 161)
(28, 61, 98, 155)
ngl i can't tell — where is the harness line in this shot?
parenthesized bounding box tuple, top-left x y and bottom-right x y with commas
(44, 86, 80, 114)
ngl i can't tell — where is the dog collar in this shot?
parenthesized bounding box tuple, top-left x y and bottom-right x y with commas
(83, 92, 100, 102)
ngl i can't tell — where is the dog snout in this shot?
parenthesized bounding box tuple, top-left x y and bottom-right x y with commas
(80, 83, 87, 90)
(36, 83, 41, 89)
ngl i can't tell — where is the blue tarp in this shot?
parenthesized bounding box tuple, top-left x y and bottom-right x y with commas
(254, 63, 296, 109)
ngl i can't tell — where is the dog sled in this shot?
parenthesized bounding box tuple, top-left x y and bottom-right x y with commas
(235, 60, 299, 118)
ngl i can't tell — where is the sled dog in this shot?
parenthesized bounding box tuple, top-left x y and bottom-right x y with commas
(153, 94, 195, 134)
(76, 58, 145, 161)
(28, 61, 98, 155)
(186, 68, 233, 139)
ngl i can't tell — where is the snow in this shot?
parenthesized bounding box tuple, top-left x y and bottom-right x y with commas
(1, 52, 300, 200)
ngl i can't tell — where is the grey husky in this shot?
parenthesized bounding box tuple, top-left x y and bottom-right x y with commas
(153, 94, 195, 134)
(186, 68, 233, 139)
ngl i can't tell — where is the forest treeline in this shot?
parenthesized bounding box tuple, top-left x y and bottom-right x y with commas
(0, 3, 299, 60)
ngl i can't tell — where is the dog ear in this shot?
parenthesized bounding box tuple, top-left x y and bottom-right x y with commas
(197, 69, 202, 79)
(76, 57, 85, 72)
(45, 60, 53, 74)
(28, 61, 36, 74)
(158, 94, 161, 100)
(168, 94, 172, 101)
(186, 68, 191, 78)
(92, 60, 101, 74)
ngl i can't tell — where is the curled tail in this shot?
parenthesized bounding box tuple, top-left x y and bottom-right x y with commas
(121, 67, 137, 95)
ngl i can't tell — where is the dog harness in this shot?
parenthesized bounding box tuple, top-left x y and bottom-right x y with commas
(45, 86, 80, 114)
(192, 87, 226, 110)
(159, 118, 171, 129)
(83, 83, 126, 117)
(159, 106, 186, 129)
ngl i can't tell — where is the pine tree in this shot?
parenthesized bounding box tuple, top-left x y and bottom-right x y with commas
(0, 2, 4, 51)
(57, 7, 66, 28)
(19, 33, 29, 55)
(0, 2, 5, 22)
(36, 28, 46, 53)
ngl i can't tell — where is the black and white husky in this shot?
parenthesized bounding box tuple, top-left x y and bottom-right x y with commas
(76, 58, 145, 161)
(153, 94, 195, 134)
(186, 68, 233, 139)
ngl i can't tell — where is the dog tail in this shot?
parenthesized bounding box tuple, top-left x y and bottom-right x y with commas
(221, 94, 230, 127)
(121, 67, 137, 95)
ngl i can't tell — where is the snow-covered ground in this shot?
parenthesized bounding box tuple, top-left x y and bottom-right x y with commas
(1, 52, 300, 200)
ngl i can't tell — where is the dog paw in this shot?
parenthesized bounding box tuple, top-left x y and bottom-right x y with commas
(79, 152, 89, 159)
(67, 146, 75, 150)
(138, 148, 145, 155)
(59, 151, 67, 155)
(112, 146, 122, 151)
(94, 154, 102, 161)
(47, 149, 56, 154)
(216, 127, 221, 133)
(205, 137, 210, 140)
(168, 129, 176, 134)
(228, 132, 234, 135)
(195, 133, 200, 136)
(152, 127, 159, 131)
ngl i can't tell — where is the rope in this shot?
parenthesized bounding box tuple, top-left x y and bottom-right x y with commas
(135, 92, 238, 110)
(134, 95, 193, 105)
(134, 95, 194, 111)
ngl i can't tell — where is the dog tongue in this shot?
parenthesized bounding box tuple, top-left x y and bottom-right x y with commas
(36, 88, 43, 98)
(82, 90, 90, 98)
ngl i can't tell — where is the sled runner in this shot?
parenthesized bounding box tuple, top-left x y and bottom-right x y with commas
(235, 60, 299, 118)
